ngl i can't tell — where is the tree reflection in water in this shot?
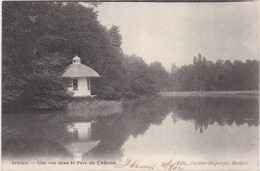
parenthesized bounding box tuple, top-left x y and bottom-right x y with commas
(171, 97, 258, 133)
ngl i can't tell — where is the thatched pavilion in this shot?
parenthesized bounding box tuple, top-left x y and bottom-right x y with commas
(62, 55, 100, 97)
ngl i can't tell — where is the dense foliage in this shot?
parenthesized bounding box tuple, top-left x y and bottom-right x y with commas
(2, 2, 259, 113)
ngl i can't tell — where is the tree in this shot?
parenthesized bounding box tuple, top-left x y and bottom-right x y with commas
(108, 25, 122, 50)
(170, 63, 178, 91)
(170, 63, 177, 74)
(193, 53, 207, 91)
(25, 53, 71, 110)
(122, 54, 154, 97)
(148, 62, 172, 91)
(175, 65, 195, 91)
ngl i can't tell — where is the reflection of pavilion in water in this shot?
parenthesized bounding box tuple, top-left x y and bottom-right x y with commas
(64, 122, 100, 161)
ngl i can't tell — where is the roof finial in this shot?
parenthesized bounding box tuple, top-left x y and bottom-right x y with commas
(73, 55, 81, 64)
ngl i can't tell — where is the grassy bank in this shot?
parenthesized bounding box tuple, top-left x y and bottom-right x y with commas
(67, 100, 122, 121)
(159, 91, 259, 99)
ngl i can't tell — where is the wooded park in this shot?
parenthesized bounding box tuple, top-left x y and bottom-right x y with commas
(2, 2, 259, 112)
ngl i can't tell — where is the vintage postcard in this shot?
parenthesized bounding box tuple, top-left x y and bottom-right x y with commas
(1, 1, 259, 171)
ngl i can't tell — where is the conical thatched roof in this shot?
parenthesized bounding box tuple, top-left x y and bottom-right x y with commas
(63, 64, 100, 78)
(62, 56, 100, 78)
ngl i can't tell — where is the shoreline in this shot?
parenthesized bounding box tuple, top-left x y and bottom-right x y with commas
(158, 91, 259, 99)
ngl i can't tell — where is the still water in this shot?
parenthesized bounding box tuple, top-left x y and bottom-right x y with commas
(2, 97, 259, 170)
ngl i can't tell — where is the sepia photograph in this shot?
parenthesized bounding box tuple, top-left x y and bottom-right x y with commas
(1, 1, 259, 171)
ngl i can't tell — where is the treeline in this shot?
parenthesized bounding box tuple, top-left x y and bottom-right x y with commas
(2, 2, 259, 112)
(172, 54, 259, 91)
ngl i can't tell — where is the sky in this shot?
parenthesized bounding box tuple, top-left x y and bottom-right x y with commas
(97, 2, 259, 70)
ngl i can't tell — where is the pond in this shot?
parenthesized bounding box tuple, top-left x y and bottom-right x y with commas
(2, 96, 259, 170)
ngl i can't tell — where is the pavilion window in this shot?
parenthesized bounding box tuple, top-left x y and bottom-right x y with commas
(87, 78, 90, 90)
(73, 129, 78, 139)
(73, 79, 78, 90)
